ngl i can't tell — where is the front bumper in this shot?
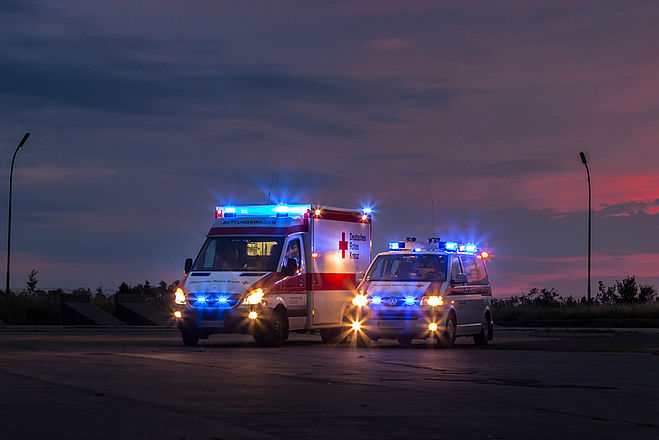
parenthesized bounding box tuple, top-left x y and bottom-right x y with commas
(349, 306, 446, 339)
(174, 305, 274, 335)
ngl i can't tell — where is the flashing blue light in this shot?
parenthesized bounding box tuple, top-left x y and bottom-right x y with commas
(197, 296, 206, 302)
(216, 204, 311, 218)
(405, 296, 415, 305)
(414, 247, 422, 252)
(218, 297, 228, 304)
(445, 242, 458, 251)
(465, 244, 477, 253)
(389, 242, 400, 250)
(362, 207, 372, 214)
(371, 296, 382, 305)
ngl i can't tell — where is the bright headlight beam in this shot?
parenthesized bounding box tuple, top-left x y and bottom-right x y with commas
(175, 288, 186, 305)
(352, 294, 368, 307)
(244, 288, 264, 305)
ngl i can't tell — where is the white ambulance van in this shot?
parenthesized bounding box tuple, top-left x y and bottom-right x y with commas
(348, 237, 493, 348)
(174, 204, 371, 346)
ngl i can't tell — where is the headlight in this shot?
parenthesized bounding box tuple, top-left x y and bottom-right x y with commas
(243, 288, 264, 305)
(352, 294, 368, 307)
(175, 288, 186, 305)
(422, 295, 444, 307)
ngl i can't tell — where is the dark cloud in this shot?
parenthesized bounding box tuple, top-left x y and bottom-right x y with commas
(596, 199, 659, 217)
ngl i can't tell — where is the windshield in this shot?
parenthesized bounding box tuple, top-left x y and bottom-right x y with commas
(192, 236, 284, 272)
(366, 254, 448, 282)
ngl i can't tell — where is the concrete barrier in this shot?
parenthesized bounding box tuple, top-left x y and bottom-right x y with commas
(114, 294, 174, 326)
(61, 294, 127, 326)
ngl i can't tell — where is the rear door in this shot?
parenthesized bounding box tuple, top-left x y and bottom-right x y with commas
(459, 255, 488, 331)
(310, 213, 371, 325)
(448, 256, 471, 334)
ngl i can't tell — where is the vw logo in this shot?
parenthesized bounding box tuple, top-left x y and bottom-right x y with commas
(386, 297, 398, 306)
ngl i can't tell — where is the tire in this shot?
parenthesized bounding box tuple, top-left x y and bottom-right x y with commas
(254, 309, 288, 347)
(473, 315, 491, 346)
(436, 313, 456, 348)
(320, 328, 342, 344)
(397, 336, 413, 347)
(181, 326, 199, 347)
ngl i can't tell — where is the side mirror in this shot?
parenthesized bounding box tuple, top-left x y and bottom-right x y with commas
(355, 271, 365, 284)
(184, 258, 193, 275)
(452, 273, 468, 286)
(281, 258, 298, 277)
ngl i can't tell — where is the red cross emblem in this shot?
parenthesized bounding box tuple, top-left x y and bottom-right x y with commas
(338, 232, 348, 259)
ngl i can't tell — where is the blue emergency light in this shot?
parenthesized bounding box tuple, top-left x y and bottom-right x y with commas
(371, 296, 382, 304)
(464, 244, 478, 253)
(389, 238, 481, 254)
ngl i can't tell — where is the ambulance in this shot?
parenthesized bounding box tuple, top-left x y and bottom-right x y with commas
(348, 237, 493, 347)
(173, 204, 372, 346)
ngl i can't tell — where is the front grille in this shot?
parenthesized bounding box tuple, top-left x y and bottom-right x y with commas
(187, 293, 241, 308)
(372, 310, 422, 320)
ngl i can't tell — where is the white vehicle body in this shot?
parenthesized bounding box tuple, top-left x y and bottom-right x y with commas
(175, 204, 371, 345)
(351, 238, 493, 346)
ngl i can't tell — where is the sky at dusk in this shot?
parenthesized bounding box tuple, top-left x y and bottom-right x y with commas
(1, 0, 658, 296)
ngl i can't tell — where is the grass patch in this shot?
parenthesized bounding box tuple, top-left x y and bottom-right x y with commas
(494, 301, 659, 322)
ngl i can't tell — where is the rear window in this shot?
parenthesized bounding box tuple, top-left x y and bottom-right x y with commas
(366, 254, 447, 282)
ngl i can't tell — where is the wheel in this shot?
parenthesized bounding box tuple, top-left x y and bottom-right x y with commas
(436, 313, 456, 348)
(181, 326, 199, 347)
(397, 336, 413, 347)
(320, 328, 342, 344)
(254, 309, 288, 347)
(473, 315, 491, 346)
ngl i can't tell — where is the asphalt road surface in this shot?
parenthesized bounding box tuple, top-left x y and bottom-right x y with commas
(0, 328, 658, 439)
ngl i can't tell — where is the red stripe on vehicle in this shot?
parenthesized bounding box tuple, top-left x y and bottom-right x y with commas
(242, 272, 359, 294)
(314, 212, 368, 223)
(310, 273, 358, 291)
(208, 225, 308, 236)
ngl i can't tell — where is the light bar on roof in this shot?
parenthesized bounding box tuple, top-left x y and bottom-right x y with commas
(216, 204, 311, 218)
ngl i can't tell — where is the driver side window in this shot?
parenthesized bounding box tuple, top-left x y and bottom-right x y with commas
(282, 237, 303, 273)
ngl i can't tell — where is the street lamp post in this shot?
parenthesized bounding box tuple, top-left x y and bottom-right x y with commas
(579, 151, 591, 302)
(5, 133, 30, 297)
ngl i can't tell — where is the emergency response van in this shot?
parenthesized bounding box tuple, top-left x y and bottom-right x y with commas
(174, 204, 371, 346)
(348, 238, 493, 347)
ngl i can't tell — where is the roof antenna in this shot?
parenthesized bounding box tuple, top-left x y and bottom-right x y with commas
(431, 200, 436, 236)
(266, 174, 276, 203)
